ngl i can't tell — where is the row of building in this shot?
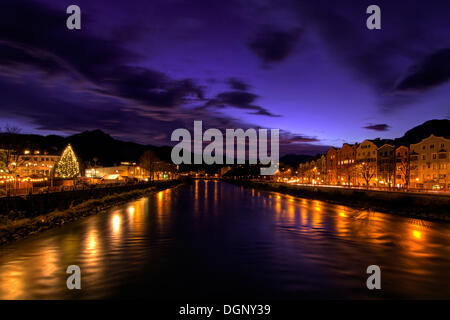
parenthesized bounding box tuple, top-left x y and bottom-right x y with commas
(295, 134, 450, 190)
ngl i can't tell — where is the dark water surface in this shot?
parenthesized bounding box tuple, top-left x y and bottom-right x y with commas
(1, 181, 450, 299)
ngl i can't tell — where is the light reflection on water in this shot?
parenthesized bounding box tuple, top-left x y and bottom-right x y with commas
(0, 181, 450, 299)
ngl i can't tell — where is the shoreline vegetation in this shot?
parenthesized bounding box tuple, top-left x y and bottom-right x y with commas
(223, 180, 450, 222)
(0, 179, 185, 245)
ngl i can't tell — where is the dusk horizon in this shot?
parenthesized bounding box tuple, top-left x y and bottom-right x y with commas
(3, 118, 449, 158)
(1, 0, 449, 155)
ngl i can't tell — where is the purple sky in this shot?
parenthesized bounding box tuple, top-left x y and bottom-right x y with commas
(0, 0, 449, 154)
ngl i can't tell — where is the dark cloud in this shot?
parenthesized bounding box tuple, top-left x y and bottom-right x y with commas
(293, 0, 450, 110)
(395, 48, 450, 92)
(217, 91, 258, 106)
(0, 0, 203, 110)
(363, 124, 391, 132)
(284, 135, 319, 143)
(275, 131, 326, 156)
(209, 91, 281, 117)
(247, 109, 280, 117)
(279, 132, 320, 144)
(228, 78, 249, 91)
(0, 75, 249, 146)
(248, 26, 302, 65)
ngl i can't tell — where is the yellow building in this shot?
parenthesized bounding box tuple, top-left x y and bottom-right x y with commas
(326, 147, 338, 185)
(356, 140, 378, 186)
(409, 134, 450, 190)
(10, 150, 60, 178)
(316, 155, 327, 184)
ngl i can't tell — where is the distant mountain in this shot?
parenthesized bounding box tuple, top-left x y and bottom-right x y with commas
(64, 130, 146, 166)
(280, 154, 314, 167)
(395, 119, 450, 145)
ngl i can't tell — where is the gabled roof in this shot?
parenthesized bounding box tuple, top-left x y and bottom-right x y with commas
(369, 138, 395, 148)
(410, 133, 450, 146)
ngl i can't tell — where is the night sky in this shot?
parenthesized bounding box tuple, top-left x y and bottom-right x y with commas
(0, 0, 449, 155)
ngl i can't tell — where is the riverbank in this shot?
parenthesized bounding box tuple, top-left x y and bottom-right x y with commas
(224, 180, 450, 222)
(0, 180, 185, 245)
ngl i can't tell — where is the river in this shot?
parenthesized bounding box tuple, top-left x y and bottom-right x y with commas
(1, 180, 450, 299)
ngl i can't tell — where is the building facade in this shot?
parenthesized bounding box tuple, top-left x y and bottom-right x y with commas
(356, 140, 378, 186)
(337, 143, 358, 185)
(326, 147, 338, 185)
(10, 151, 60, 178)
(409, 134, 450, 190)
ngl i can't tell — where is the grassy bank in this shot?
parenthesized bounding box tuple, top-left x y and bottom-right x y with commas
(0, 180, 184, 245)
(224, 180, 450, 222)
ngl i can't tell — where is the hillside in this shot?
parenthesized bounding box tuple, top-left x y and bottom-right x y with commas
(395, 119, 450, 145)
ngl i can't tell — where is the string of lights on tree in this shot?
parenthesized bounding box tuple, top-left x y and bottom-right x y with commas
(55, 144, 80, 178)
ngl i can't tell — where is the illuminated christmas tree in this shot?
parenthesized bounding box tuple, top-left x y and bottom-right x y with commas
(55, 144, 80, 178)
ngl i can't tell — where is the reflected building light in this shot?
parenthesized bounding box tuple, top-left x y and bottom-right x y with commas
(275, 196, 282, 215)
(214, 183, 218, 203)
(112, 214, 121, 233)
(127, 205, 136, 226)
(0, 264, 25, 300)
(288, 204, 295, 217)
(412, 230, 422, 240)
(157, 191, 165, 219)
(194, 180, 199, 200)
(87, 231, 97, 252)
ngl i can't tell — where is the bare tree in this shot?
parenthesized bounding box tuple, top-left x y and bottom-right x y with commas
(396, 157, 410, 189)
(0, 126, 25, 195)
(1, 126, 25, 174)
(340, 164, 356, 186)
(138, 150, 159, 181)
(359, 161, 376, 187)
